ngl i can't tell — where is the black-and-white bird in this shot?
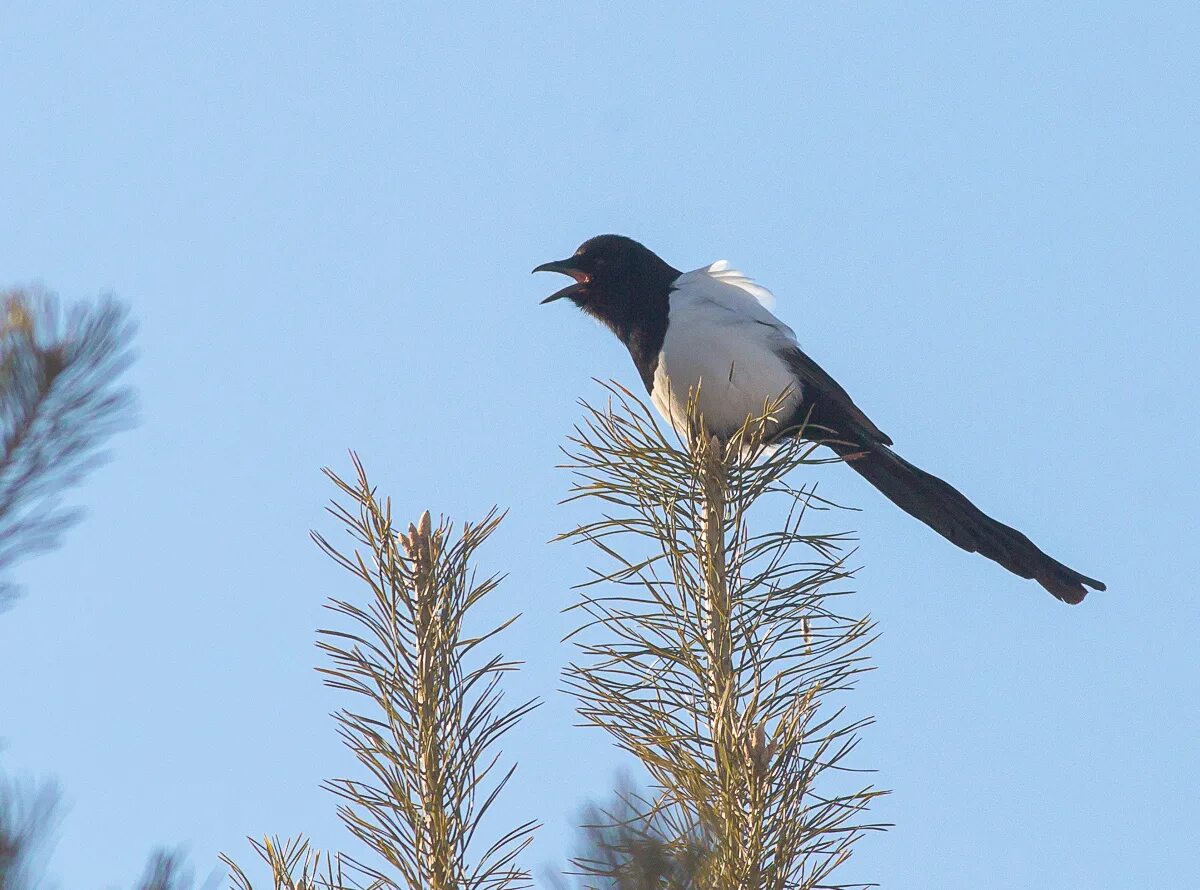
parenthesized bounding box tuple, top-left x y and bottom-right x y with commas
(535, 233, 1105, 604)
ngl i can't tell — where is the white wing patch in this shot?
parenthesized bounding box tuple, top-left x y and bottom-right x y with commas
(652, 262, 802, 439)
(701, 260, 777, 310)
(670, 262, 797, 342)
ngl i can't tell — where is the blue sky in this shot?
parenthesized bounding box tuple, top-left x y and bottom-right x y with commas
(1, 2, 1197, 887)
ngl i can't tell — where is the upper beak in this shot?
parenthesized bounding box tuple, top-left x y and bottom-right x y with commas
(533, 258, 588, 304)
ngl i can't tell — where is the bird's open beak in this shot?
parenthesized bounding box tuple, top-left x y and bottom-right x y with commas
(533, 258, 589, 304)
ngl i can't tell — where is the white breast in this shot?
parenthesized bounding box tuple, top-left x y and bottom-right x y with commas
(650, 262, 803, 439)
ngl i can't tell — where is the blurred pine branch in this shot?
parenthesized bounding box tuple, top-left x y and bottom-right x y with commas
(0, 286, 147, 890)
(0, 776, 58, 890)
(0, 766, 190, 890)
(549, 782, 712, 890)
(0, 286, 135, 608)
(136, 849, 195, 890)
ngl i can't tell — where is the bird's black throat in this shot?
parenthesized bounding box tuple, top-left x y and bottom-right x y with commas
(575, 271, 675, 392)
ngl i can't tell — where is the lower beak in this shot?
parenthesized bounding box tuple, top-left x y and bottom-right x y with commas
(533, 259, 587, 304)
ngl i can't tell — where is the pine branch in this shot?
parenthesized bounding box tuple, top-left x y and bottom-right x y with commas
(222, 836, 359, 890)
(225, 455, 538, 890)
(559, 382, 887, 890)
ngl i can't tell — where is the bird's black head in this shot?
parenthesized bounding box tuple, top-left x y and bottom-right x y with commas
(533, 235, 680, 330)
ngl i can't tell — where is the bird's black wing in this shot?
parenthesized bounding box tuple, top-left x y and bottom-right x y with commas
(778, 346, 893, 447)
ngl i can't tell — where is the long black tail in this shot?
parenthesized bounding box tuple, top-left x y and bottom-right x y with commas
(831, 441, 1105, 604)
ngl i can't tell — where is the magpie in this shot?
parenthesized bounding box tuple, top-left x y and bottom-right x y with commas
(535, 233, 1105, 604)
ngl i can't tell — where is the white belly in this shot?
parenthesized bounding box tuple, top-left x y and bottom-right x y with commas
(650, 322, 802, 439)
